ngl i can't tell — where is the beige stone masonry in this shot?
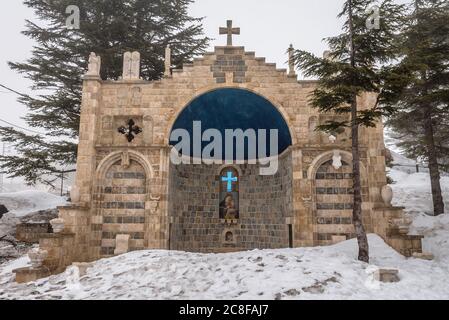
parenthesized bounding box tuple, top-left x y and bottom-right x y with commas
(14, 29, 425, 282)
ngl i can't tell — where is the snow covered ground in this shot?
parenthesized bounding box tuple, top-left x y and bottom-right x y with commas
(0, 233, 448, 300)
(0, 191, 66, 238)
(0, 169, 448, 300)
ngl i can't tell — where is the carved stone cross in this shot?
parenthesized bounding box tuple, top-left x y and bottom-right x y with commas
(118, 119, 142, 142)
(219, 20, 240, 46)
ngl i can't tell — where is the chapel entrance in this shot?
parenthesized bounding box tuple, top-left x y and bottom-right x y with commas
(167, 88, 294, 253)
(97, 159, 147, 257)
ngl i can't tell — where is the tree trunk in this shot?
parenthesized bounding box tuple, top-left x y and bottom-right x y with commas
(348, 0, 369, 263)
(351, 100, 370, 263)
(423, 108, 445, 215)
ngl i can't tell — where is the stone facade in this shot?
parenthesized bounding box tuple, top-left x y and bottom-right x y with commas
(14, 24, 424, 282)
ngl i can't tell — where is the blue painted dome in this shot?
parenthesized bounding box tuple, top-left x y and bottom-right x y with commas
(170, 88, 292, 160)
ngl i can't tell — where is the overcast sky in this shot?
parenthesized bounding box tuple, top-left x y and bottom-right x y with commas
(0, 0, 351, 134)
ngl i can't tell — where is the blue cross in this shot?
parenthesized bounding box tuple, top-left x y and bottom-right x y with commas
(221, 171, 238, 192)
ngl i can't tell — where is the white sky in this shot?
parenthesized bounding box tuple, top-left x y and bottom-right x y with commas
(0, 0, 349, 134)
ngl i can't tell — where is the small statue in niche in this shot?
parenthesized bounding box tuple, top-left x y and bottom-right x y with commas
(121, 151, 130, 168)
(220, 194, 239, 220)
(225, 231, 234, 242)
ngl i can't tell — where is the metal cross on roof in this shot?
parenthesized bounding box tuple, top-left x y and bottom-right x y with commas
(219, 20, 240, 46)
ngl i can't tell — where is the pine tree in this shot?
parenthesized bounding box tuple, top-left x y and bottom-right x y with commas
(293, 0, 405, 262)
(385, 0, 449, 215)
(0, 0, 209, 187)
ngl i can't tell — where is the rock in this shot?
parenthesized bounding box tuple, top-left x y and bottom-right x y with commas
(412, 252, 434, 261)
(20, 208, 58, 224)
(284, 289, 301, 296)
(0, 204, 8, 218)
(302, 284, 325, 294)
(374, 268, 400, 283)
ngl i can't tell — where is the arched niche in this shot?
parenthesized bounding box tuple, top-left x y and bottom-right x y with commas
(95, 150, 155, 189)
(168, 88, 293, 161)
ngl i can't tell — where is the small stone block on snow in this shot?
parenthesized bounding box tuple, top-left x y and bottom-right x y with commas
(412, 252, 434, 261)
(374, 268, 400, 283)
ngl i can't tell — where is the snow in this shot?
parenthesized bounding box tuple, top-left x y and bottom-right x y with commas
(0, 190, 66, 218)
(389, 169, 449, 216)
(0, 165, 448, 300)
(0, 234, 448, 300)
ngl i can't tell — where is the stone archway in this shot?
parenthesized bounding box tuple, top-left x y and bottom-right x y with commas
(91, 151, 155, 258)
(167, 88, 294, 253)
(307, 150, 367, 246)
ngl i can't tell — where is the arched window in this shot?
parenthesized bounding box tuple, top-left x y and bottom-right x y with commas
(219, 167, 239, 220)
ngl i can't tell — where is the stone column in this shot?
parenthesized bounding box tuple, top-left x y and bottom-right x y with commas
(357, 92, 386, 233)
(75, 75, 102, 204)
(291, 147, 314, 247)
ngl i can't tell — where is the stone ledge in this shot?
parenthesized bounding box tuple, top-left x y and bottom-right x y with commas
(412, 252, 434, 260)
(39, 232, 75, 240)
(58, 203, 89, 210)
(82, 75, 102, 81)
(13, 266, 51, 284)
(373, 206, 406, 211)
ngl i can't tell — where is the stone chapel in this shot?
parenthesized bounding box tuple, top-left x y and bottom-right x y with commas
(14, 21, 424, 283)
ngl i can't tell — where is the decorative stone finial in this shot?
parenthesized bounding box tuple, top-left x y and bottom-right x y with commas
(50, 218, 65, 233)
(288, 44, 296, 76)
(381, 185, 393, 206)
(219, 20, 240, 46)
(70, 185, 80, 203)
(164, 45, 171, 77)
(332, 150, 342, 170)
(86, 52, 101, 76)
(28, 248, 48, 268)
(122, 51, 141, 80)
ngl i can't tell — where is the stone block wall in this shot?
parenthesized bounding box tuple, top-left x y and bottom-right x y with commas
(169, 152, 293, 252)
(39, 233, 76, 273)
(372, 207, 423, 256)
(13, 44, 425, 284)
(15, 223, 51, 243)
